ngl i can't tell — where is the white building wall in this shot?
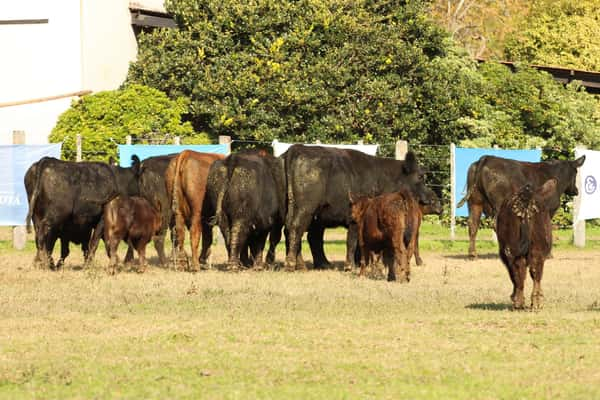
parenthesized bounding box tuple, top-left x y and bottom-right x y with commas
(0, 0, 82, 144)
(0, 0, 147, 144)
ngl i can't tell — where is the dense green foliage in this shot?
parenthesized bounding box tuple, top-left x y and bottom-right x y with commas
(50, 84, 205, 162)
(504, 0, 600, 72)
(128, 0, 483, 150)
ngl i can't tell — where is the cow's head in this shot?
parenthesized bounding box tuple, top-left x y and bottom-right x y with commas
(348, 192, 372, 224)
(419, 185, 443, 216)
(535, 178, 558, 206)
(563, 155, 586, 196)
(113, 155, 141, 196)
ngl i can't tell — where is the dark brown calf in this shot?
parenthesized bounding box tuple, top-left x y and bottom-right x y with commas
(496, 178, 557, 310)
(350, 189, 420, 282)
(103, 196, 161, 275)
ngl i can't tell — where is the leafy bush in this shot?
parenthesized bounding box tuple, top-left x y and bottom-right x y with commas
(50, 84, 206, 161)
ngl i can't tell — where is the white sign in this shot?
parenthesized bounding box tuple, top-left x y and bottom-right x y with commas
(272, 140, 378, 157)
(575, 148, 600, 221)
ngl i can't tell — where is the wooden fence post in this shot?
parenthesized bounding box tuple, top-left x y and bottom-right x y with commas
(174, 136, 181, 145)
(219, 135, 232, 155)
(573, 146, 586, 247)
(126, 135, 132, 145)
(395, 140, 408, 160)
(12, 131, 27, 250)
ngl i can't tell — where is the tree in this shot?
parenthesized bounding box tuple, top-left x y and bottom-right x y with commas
(50, 84, 204, 162)
(504, 0, 600, 71)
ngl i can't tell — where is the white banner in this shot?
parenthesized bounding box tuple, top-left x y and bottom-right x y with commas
(575, 148, 600, 221)
(272, 140, 379, 157)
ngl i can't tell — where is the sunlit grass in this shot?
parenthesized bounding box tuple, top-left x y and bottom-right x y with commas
(1, 223, 600, 399)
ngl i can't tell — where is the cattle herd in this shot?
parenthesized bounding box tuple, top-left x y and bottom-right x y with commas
(24, 145, 585, 310)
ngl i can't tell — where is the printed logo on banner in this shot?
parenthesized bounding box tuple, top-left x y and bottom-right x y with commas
(585, 175, 597, 195)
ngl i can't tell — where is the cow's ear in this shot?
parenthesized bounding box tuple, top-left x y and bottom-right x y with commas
(131, 155, 141, 175)
(402, 151, 418, 175)
(574, 155, 586, 168)
(348, 191, 356, 205)
(536, 178, 558, 202)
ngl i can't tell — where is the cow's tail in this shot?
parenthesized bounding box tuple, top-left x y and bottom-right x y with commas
(456, 189, 471, 209)
(25, 158, 47, 233)
(171, 151, 186, 220)
(456, 160, 483, 209)
(517, 220, 530, 257)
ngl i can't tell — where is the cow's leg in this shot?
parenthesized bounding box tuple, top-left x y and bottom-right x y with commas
(135, 239, 149, 274)
(108, 237, 120, 275)
(173, 212, 188, 269)
(86, 219, 104, 266)
(250, 231, 269, 270)
(308, 223, 330, 269)
(344, 224, 359, 271)
(511, 257, 527, 310)
(529, 254, 545, 310)
(383, 248, 396, 282)
(266, 224, 282, 265)
(56, 239, 69, 270)
(34, 222, 52, 269)
(228, 221, 250, 270)
(153, 230, 168, 266)
(394, 234, 410, 283)
(467, 202, 484, 259)
(285, 211, 312, 272)
(188, 213, 204, 272)
(414, 230, 423, 266)
(199, 221, 213, 268)
(124, 244, 135, 264)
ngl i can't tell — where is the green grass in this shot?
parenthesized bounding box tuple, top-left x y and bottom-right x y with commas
(1, 223, 600, 399)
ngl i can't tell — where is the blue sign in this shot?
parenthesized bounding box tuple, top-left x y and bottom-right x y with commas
(0, 144, 62, 226)
(454, 147, 542, 217)
(118, 144, 230, 167)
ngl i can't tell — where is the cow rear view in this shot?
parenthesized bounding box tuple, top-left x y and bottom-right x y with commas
(496, 178, 557, 310)
(103, 196, 161, 275)
(350, 189, 420, 282)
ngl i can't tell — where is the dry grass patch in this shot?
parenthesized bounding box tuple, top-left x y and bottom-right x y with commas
(1, 239, 600, 399)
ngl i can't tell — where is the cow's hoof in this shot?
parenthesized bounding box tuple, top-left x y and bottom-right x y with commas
(415, 257, 424, 266)
(468, 254, 477, 261)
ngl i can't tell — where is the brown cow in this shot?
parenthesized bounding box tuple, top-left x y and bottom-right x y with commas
(349, 188, 420, 282)
(165, 150, 225, 271)
(496, 178, 557, 310)
(102, 195, 161, 275)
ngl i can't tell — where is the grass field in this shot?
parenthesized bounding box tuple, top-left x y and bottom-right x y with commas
(1, 223, 600, 399)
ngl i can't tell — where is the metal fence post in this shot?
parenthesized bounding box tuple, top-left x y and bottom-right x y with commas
(573, 146, 586, 247)
(12, 131, 27, 250)
(450, 143, 456, 241)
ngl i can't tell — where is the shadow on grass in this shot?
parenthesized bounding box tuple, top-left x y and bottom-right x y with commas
(465, 303, 512, 311)
(444, 253, 498, 260)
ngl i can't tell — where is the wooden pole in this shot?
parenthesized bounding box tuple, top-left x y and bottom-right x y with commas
(395, 140, 408, 160)
(12, 131, 27, 250)
(219, 135, 232, 155)
(0, 90, 92, 108)
(174, 136, 181, 145)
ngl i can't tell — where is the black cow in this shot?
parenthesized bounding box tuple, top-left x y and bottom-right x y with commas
(282, 144, 435, 271)
(212, 150, 285, 269)
(25, 157, 140, 269)
(124, 154, 177, 265)
(457, 155, 585, 259)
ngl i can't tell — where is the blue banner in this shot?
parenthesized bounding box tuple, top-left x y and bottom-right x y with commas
(454, 147, 542, 217)
(0, 144, 62, 226)
(118, 144, 230, 167)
